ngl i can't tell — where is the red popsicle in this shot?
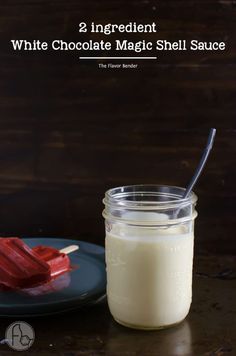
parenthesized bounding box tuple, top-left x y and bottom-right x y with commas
(20, 273, 71, 296)
(33, 246, 71, 277)
(0, 238, 51, 289)
(20, 245, 79, 296)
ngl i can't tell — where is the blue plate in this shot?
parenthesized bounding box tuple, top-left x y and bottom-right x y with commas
(0, 238, 106, 317)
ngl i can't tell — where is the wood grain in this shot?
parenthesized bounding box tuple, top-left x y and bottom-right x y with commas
(0, 255, 235, 355)
(0, 0, 235, 253)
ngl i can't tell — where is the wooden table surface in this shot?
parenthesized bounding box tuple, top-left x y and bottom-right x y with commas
(0, 254, 235, 356)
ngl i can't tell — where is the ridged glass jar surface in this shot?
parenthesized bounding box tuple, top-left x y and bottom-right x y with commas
(103, 185, 198, 330)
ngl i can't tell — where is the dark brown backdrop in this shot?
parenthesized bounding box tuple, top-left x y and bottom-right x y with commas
(0, 0, 235, 254)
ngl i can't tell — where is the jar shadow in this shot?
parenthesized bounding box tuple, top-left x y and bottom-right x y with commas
(105, 318, 192, 355)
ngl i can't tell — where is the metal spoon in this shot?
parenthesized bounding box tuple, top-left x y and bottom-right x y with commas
(183, 128, 216, 198)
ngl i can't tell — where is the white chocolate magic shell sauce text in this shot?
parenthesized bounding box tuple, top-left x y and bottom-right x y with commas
(103, 185, 197, 330)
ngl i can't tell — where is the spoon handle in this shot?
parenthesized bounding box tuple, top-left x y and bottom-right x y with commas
(183, 128, 216, 198)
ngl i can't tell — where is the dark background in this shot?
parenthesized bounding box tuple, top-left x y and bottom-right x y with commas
(0, 0, 235, 254)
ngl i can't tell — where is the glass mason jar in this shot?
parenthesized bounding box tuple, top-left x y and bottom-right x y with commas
(102, 185, 198, 330)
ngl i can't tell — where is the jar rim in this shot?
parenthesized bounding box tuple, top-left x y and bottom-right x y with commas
(103, 184, 197, 210)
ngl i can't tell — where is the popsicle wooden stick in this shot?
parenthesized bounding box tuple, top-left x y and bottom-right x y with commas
(60, 245, 79, 254)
